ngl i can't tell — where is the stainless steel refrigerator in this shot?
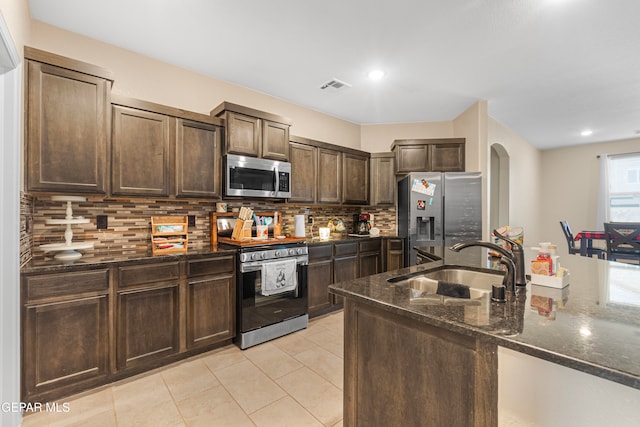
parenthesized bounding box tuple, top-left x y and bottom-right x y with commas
(398, 172, 482, 266)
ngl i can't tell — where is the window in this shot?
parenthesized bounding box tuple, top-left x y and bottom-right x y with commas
(608, 153, 640, 222)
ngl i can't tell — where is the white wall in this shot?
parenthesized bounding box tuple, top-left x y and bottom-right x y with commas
(0, 17, 23, 427)
(499, 347, 640, 426)
(540, 137, 640, 256)
(488, 117, 542, 246)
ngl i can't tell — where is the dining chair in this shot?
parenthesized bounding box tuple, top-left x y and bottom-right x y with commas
(559, 220, 605, 259)
(603, 222, 640, 263)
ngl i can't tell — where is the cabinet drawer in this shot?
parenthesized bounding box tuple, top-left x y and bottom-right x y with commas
(187, 256, 235, 278)
(359, 239, 381, 254)
(25, 269, 109, 302)
(386, 238, 403, 251)
(309, 244, 333, 261)
(118, 262, 181, 288)
(334, 242, 358, 257)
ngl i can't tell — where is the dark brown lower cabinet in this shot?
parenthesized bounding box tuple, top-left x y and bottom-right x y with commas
(307, 244, 334, 316)
(358, 240, 381, 278)
(21, 254, 236, 403)
(21, 268, 110, 403)
(116, 283, 180, 371)
(186, 256, 236, 349)
(23, 295, 109, 402)
(384, 238, 404, 272)
(343, 299, 497, 426)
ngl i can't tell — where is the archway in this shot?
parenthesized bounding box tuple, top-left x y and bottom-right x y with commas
(490, 143, 510, 233)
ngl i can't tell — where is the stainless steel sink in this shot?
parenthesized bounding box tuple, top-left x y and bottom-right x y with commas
(393, 266, 505, 305)
(421, 267, 503, 291)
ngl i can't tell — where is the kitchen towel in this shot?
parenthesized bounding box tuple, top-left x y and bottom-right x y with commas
(261, 258, 297, 296)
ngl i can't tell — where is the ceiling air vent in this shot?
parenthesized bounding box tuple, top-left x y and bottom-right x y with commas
(320, 78, 352, 90)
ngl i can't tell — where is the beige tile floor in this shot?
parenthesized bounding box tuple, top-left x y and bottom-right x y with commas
(21, 311, 344, 427)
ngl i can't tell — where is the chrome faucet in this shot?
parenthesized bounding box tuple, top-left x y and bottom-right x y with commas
(449, 237, 526, 289)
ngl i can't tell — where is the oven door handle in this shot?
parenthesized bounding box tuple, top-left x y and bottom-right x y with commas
(240, 258, 308, 273)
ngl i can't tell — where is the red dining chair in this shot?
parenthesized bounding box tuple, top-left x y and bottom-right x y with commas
(604, 222, 640, 263)
(559, 220, 605, 259)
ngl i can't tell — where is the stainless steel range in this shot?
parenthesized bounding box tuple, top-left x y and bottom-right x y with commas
(236, 241, 308, 349)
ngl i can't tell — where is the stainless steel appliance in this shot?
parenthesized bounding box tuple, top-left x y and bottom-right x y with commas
(398, 172, 482, 266)
(236, 241, 308, 349)
(224, 154, 291, 199)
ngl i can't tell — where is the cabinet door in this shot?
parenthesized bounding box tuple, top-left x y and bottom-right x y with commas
(308, 259, 334, 316)
(342, 153, 369, 205)
(262, 120, 290, 161)
(385, 239, 405, 272)
(187, 276, 235, 349)
(334, 256, 358, 283)
(359, 252, 381, 278)
(430, 142, 465, 172)
(226, 112, 260, 157)
(26, 61, 109, 194)
(117, 284, 179, 370)
(112, 106, 171, 196)
(318, 148, 341, 203)
(176, 119, 222, 198)
(370, 155, 395, 206)
(395, 145, 429, 174)
(289, 142, 317, 203)
(23, 295, 109, 401)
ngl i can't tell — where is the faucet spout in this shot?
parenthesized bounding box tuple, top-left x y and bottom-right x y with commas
(449, 239, 527, 288)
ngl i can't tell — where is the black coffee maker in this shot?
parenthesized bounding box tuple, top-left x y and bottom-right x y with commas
(353, 213, 371, 235)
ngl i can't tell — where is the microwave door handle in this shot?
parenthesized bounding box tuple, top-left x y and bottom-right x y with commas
(273, 169, 278, 195)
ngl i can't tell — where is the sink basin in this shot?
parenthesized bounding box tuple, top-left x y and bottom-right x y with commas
(392, 266, 505, 305)
(421, 267, 504, 292)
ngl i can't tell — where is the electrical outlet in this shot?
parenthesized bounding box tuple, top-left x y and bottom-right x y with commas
(308, 215, 314, 224)
(188, 215, 196, 227)
(96, 215, 108, 230)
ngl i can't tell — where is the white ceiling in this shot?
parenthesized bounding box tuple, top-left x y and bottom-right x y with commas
(29, 0, 640, 150)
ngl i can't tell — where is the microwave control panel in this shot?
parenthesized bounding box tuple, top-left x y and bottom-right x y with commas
(278, 172, 290, 192)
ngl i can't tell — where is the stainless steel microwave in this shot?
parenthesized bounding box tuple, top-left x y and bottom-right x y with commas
(224, 154, 291, 199)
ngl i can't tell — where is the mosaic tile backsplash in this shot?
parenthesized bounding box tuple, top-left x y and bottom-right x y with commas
(22, 194, 397, 263)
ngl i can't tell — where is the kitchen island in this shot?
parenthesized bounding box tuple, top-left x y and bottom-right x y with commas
(329, 246, 640, 426)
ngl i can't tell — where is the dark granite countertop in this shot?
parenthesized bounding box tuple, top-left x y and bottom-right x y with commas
(305, 234, 398, 245)
(329, 245, 640, 390)
(21, 246, 238, 274)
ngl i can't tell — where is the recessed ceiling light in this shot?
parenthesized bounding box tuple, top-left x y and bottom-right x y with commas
(368, 70, 385, 80)
(580, 129, 593, 137)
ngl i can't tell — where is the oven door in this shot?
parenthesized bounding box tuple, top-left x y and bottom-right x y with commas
(238, 259, 308, 333)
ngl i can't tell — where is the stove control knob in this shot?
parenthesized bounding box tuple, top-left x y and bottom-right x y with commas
(289, 249, 296, 255)
(251, 253, 258, 260)
(275, 250, 282, 257)
(296, 248, 303, 255)
(260, 252, 267, 259)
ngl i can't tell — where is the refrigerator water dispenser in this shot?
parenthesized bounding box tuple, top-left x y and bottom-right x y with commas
(417, 217, 435, 240)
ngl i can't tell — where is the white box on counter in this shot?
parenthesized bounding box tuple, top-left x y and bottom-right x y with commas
(530, 270, 570, 288)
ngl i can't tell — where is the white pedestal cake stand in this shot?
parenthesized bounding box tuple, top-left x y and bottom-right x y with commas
(39, 196, 94, 262)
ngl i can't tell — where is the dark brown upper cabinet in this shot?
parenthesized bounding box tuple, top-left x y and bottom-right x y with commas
(176, 119, 223, 199)
(25, 47, 113, 194)
(289, 135, 370, 205)
(289, 141, 317, 203)
(317, 147, 342, 204)
(111, 95, 224, 199)
(392, 138, 465, 174)
(211, 102, 292, 161)
(370, 153, 395, 206)
(342, 152, 369, 205)
(112, 105, 172, 197)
